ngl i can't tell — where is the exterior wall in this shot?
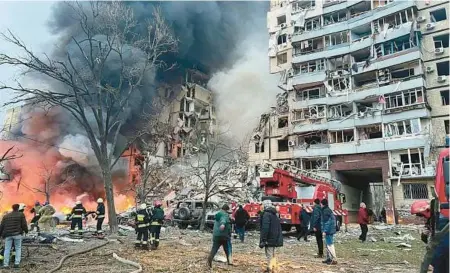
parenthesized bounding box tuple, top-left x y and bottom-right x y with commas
(392, 177, 435, 224)
(1, 106, 22, 140)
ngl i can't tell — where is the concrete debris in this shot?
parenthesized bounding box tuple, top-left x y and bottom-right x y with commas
(385, 234, 416, 243)
(394, 231, 402, 235)
(118, 225, 135, 232)
(178, 239, 192, 246)
(276, 92, 289, 114)
(370, 237, 377, 242)
(373, 224, 394, 230)
(396, 243, 411, 248)
(213, 255, 228, 263)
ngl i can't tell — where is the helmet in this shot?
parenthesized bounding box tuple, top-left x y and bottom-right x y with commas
(35, 201, 40, 206)
(139, 203, 147, 210)
(97, 198, 104, 203)
(154, 200, 162, 207)
(75, 200, 81, 205)
(18, 203, 26, 211)
(411, 200, 430, 218)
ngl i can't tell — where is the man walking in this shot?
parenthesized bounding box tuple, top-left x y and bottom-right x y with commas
(259, 200, 283, 273)
(0, 204, 28, 269)
(207, 204, 232, 269)
(234, 205, 250, 242)
(70, 201, 86, 235)
(150, 200, 165, 250)
(321, 199, 337, 265)
(358, 202, 369, 242)
(135, 203, 151, 250)
(297, 204, 310, 242)
(310, 198, 323, 258)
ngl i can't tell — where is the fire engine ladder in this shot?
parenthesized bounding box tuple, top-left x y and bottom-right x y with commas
(263, 161, 342, 192)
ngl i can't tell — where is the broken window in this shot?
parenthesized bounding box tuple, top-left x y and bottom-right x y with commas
(325, 31, 349, 47)
(295, 86, 325, 101)
(179, 99, 186, 112)
(403, 183, 428, 199)
(255, 141, 265, 153)
(300, 158, 328, 170)
(328, 55, 350, 71)
(391, 68, 414, 80)
(441, 90, 449, 105)
(430, 8, 447, 23)
(357, 125, 382, 140)
(351, 23, 372, 41)
(278, 139, 289, 152)
(323, 9, 347, 26)
(255, 165, 260, 177)
(385, 88, 424, 109)
(304, 16, 321, 31)
(445, 120, 449, 134)
(372, 0, 393, 9)
(326, 76, 350, 93)
(352, 47, 371, 63)
(329, 129, 354, 143)
(437, 61, 449, 76)
(353, 71, 377, 89)
(293, 106, 325, 121)
(298, 132, 327, 145)
(277, 15, 287, 25)
(277, 53, 287, 65)
(299, 59, 325, 74)
(292, 0, 316, 11)
(278, 34, 287, 45)
(294, 37, 324, 55)
(349, 1, 371, 18)
(379, 35, 415, 57)
(278, 116, 288, 128)
(328, 103, 353, 120)
(385, 119, 421, 137)
(375, 9, 412, 33)
(434, 34, 450, 49)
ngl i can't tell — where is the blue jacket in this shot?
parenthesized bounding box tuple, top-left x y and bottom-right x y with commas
(321, 206, 336, 235)
(431, 216, 449, 273)
(300, 209, 311, 228)
(310, 204, 322, 231)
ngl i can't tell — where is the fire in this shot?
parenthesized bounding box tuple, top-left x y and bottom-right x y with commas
(60, 207, 72, 215)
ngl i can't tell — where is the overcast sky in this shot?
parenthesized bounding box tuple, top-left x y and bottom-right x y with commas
(0, 1, 55, 126)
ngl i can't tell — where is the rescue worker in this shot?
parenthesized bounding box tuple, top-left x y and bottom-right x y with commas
(150, 200, 165, 249)
(135, 203, 151, 250)
(30, 201, 42, 232)
(38, 202, 56, 231)
(70, 201, 86, 235)
(95, 198, 105, 235)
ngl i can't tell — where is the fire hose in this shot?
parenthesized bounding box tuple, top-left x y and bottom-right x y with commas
(112, 253, 142, 273)
(47, 241, 109, 273)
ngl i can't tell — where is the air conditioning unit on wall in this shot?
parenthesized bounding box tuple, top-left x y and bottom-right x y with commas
(426, 23, 435, 30)
(435, 48, 444, 55)
(416, 16, 426, 23)
(288, 140, 296, 147)
(280, 23, 287, 29)
(426, 66, 434, 73)
(437, 76, 447, 83)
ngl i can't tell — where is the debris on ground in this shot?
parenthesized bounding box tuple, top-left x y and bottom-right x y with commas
(396, 243, 412, 248)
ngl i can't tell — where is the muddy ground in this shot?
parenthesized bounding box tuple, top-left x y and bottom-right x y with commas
(0, 223, 426, 273)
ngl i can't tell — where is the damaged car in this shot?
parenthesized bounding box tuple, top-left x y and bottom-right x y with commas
(172, 200, 219, 229)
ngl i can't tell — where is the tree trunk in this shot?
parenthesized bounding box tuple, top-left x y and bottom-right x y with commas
(200, 194, 209, 231)
(45, 193, 50, 204)
(102, 165, 118, 233)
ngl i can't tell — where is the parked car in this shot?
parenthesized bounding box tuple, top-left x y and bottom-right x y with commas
(172, 200, 219, 229)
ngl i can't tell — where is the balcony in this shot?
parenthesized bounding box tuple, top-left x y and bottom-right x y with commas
(293, 133, 429, 157)
(291, 71, 327, 88)
(291, 76, 425, 109)
(291, 0, 416, 42)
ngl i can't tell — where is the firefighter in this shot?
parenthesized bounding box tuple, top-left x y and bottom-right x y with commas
(38, 202, 56, 231)
(150, 200, 165, 249)
(95, 198, 105, 235)
(18, 203, 26, 213)
(70, 201, 86, 235)
(135, 203, 151, 250)
(30, 201, 42, 232)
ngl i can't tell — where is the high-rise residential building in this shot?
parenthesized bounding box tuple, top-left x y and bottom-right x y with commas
(249, 0, 449, 223)
(1, 106, 22, 140)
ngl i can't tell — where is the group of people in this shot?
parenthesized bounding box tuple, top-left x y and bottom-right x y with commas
(134, 201, 165, 250)
(68, 198, 105, 236)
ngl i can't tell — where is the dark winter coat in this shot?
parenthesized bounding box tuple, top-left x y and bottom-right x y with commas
(300, 209, 311, 228)
(357, 208, 369, 225)
(71, 204, 87, 218)
(310, 204, 322, 231)
(96, 203, 105, 218)
(151, 207, 165, 223)
(260, 207, 283, 247)
(0, 211, 28, 238)
(234, 207, 250, 228)
(135, 209, 151, 228)
(212, 210, 231, 239)
(321, 205, 336, 235)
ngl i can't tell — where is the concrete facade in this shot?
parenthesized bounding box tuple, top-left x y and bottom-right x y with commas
(248, 0, 450, 224)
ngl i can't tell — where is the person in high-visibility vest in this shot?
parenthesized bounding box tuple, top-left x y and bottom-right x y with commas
(70, 201, 86, 235)
(135, 203, 151, 250)
(95, 198, 105, 235)
(149, 201, 165, 249)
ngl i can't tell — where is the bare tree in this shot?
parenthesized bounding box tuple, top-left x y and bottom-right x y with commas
(0, 146, 22, 181)
(0, 2, 177, 232)
(33, 164, 72, 204)
(187, 128, 246, 231)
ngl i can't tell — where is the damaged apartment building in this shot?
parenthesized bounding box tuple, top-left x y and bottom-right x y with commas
(249, 0, 450, 223)
(157, 69, 216, 161)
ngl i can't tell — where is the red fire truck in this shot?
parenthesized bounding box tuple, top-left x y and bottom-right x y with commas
(242, 163, 348, 232)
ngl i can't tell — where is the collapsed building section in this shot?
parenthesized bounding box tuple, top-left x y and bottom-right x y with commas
(255, 0, 450, 223)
